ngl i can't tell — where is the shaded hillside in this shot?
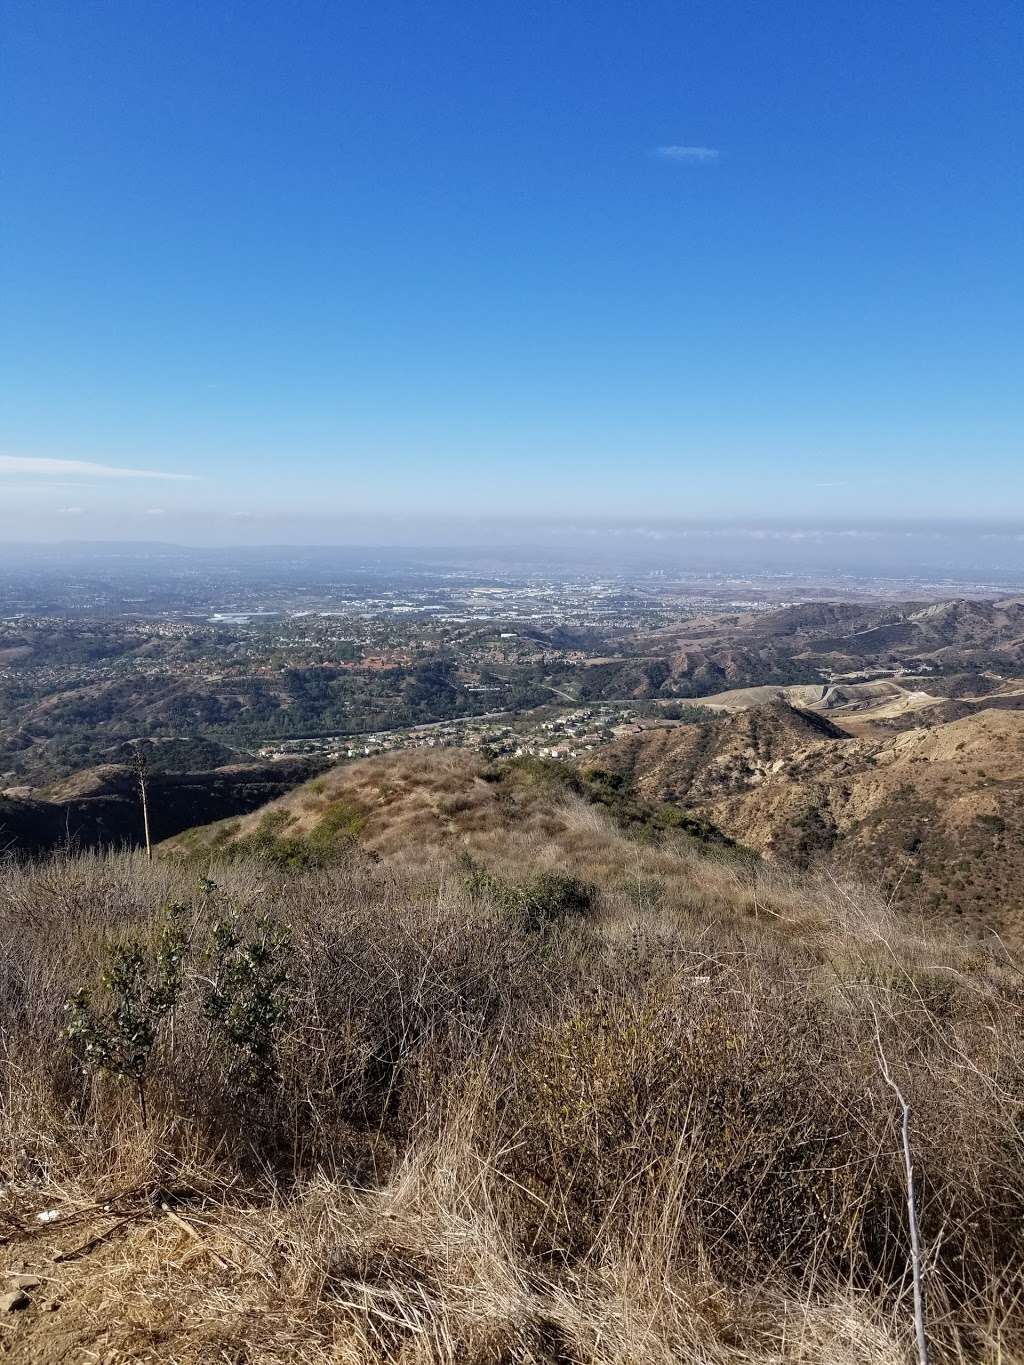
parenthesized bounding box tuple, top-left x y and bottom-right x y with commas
(563, 598, 1024, 706)
(749, 600, 918, 637)
(597, 703, 1024, 938)
(569, 641, 823, 702)
(0, 757, 327, 856)
(756, 596, 1024, 649)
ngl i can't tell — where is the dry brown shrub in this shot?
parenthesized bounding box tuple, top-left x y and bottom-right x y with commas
(2, 844, 1023, 1361)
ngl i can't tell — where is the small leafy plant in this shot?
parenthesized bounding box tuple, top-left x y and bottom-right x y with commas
(459, 852, 595, 932)
(64, 902, 189, 1123)
(202, 911, 292, 1105)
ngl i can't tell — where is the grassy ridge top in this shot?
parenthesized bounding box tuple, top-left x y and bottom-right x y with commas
(166, 747, 744, 875)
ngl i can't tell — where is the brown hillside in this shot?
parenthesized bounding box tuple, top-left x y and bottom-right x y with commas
(4, 832, 1024, 1360)
(597, 701, 851, 804)
(167, 748, 744, 896)
(7, 738, 1024, 1359)
(597, 705, 1024, 938)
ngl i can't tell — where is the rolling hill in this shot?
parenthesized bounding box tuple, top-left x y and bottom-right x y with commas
(161, 692, 1024, 939)
(5, 705, 1024, 1360)
(596, 702, 1024, 936)
(165, 746, 743, 885)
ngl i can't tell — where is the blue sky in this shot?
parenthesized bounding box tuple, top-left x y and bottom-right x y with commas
(1, 0, 1022, 545)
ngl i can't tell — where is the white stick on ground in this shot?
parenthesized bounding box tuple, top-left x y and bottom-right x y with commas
(875, 1022, 930, 1365)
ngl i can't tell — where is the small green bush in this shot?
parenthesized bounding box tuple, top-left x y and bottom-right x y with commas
(203, 911, 292, 1103)
(517, 869, 595, 932)
(310, 798, 366, 846)
(459, 853, 595, 931)
(64, 901, 189, 1122)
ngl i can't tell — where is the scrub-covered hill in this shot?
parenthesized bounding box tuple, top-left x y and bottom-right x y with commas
(598, 703, 1024, 936)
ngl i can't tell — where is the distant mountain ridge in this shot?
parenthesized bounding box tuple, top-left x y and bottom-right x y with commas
(571, 597, 1024, 705)
(760, 596, 1024, 665)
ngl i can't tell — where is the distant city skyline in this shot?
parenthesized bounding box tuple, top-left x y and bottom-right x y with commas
(3, 1, 1022, 544)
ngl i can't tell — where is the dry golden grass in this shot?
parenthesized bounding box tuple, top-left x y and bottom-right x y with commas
(2, 804, 1024, 1361)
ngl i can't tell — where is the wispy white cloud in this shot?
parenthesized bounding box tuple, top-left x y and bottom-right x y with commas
(653, 145, 719, 163)
(0, 481, 91, 492)
(56, 506, 85, 516)
(551, 521, 924, 544)
(145, 507, 166, 517)
(0, 456, 199, 482)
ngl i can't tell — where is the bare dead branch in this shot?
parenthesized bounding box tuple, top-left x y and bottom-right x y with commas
(874, 1010, 930, 1365)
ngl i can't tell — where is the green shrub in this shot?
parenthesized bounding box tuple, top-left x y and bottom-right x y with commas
(64, 901, 189, 1122)
(517, 869, 595, 932)
(310, 798, 366, 846)
(203, 911, 292, 1103)
(459, 853, 595, 931)
(214, 800, 367, 869)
